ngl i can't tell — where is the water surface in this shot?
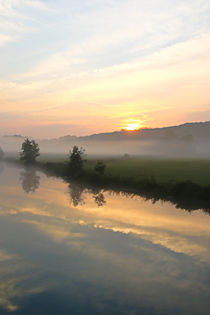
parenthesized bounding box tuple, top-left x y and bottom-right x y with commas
(0, 162, 210, 314)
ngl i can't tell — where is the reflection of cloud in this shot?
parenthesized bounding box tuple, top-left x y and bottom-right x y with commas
(2, 174, 210, 264)
(2, 169, 210, 263)
(23, 219, 85, 245)
(0, 248, 44, 313)
(2, 165, 210, 265)
(0, 276, 45, 313)
(2, 165, 210, 312)
(95, 224, 210, 262)
(0, 249, 16, 262)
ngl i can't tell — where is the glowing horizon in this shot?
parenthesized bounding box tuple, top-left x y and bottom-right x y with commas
(121, 119, 144, 131)
(0, 0, 210, 137)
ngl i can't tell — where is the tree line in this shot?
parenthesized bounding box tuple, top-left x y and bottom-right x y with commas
(19, 137, 106, 177)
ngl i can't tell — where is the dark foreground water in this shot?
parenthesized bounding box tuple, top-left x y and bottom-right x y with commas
(1, 163, 210, 314)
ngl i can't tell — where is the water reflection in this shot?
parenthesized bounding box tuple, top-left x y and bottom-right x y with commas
(69, 178, 210, 213)
(19, 167, 40, 193)
(0, 162, 4, 175)
(68, 181, 106, 208)
(68, 181, 85, 207)
(0, 246, 45, 313)
(93, 192, 106, 207)
(1, 164, 210, 314)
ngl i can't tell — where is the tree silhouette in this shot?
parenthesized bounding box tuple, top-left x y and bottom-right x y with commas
(68, 146, 85, 177)
(20, 138, 40, 164)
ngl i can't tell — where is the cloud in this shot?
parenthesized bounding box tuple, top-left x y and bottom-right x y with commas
(0, 0, 210, 135)
(0, 32, 210, 135)
(0, 0, 47, 49)
(0, 0, 46, 11)
(19, 51, 86, 79)
(15, 0, 210, 75)
(0, 33, 15, 46)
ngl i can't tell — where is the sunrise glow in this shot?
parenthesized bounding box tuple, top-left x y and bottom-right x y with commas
(123, 120, 143, 131)
(0, 0, 209, 138)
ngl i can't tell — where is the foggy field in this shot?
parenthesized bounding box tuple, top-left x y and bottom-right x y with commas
(84, 158, 210, 186)
(37, 154, 210, 186)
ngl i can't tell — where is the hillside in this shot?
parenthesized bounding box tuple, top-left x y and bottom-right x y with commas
(1, 121, 210, 157)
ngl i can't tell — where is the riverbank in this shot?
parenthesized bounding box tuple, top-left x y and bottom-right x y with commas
(38, 159, 210, 212)
(37, 155, 210, 186)
(6, 157, 210, 212)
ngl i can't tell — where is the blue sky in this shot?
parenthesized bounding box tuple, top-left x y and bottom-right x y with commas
(0, 0, 210, 137)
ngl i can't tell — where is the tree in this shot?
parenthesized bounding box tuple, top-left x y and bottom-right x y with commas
(94, 161, 106, 176)
(68, 145, 85, 176)
(20, 138, 40, 164)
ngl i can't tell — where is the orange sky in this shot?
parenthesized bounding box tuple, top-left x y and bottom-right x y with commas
(0, 0, 210, 137)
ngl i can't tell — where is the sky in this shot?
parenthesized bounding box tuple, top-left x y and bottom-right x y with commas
(0, 0, 210, 138)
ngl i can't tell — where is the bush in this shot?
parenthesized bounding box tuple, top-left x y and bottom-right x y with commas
(94, 161, 106, 176)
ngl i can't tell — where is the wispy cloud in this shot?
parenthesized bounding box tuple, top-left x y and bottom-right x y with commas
(0, 0, 210, 136)
(0, 33, 15, 46)
(11, 0, 210, 81)
(0, 0, 47, 48)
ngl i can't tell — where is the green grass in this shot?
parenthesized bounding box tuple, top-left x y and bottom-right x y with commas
(37, 153, 210, 186)
(84, 158, 210, 186)
(38, 153, 68, 163)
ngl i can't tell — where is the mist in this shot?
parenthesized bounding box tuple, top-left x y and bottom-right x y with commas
(1, 134, 210, 159)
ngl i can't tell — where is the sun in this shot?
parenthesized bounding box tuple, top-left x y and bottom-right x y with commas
(125, 122, 140, 131)
(122, 119, 143, 131)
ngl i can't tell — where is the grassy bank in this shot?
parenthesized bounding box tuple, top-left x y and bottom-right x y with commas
(8, 156, 210, 212)
(33, 157, 210, 212)
(84, 158, 210, 186)
(38, 155, 210, 186)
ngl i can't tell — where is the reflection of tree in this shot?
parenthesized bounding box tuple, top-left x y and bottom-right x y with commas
(68, 182, 85, 207)
(0, 162, 4, 175)
(68, 182, 106, 207)
(20, 168, 40, 193)
(0, 147, 4, 160)
(89, 187, 106, 207)
(93, 192, 106, 207)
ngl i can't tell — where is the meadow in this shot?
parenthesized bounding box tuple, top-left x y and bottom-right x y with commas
(38, 154, 210, 186)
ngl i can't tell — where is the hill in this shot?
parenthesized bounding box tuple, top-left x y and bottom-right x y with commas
(1, 121, 210, 157)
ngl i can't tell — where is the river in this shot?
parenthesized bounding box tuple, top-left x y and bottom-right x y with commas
(0, 162, 210, 314)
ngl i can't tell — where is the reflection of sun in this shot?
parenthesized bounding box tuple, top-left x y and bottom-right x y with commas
(122, 119, 143, 131)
